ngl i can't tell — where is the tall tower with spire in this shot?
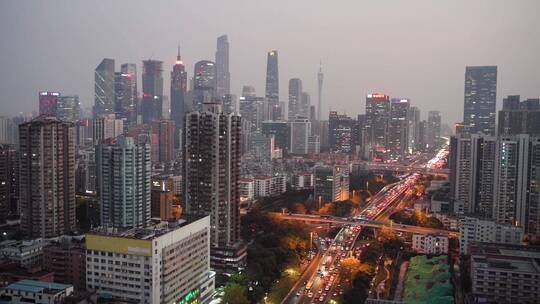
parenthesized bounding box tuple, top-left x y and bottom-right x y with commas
(170, 46, 187, 148)
(317, 62, 324, 121)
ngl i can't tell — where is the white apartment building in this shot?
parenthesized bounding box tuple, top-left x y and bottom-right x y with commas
(412, 234, 448, 255)
(459, 216, 523, 254)
(86, 216, 215, 304)
(253, 174, 286, 198)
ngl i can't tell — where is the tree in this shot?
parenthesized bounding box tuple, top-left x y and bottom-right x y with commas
(318, 203, 334, 214)
(379, 226, 396, 241)
(294, 203, 307, 214)
(340, 257, 371, 282)
(222, 283, 249, 304)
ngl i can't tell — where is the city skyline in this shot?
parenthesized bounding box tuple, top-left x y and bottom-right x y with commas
(1, 1, 539, 125)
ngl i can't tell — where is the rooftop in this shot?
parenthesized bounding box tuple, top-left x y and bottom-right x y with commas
(6, 279, 72, 294)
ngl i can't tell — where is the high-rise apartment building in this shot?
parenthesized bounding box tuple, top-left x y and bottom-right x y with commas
(328, 111, 353, 153)
(142, 60, 164, 124)
(289, 117, 310, 155)
(18, 116, 75, 238)
(464, 66, 497, 135)
(0, 144, 18, 221)
(184, 102, 246, 271)
(94, 58, 116, 118)
(192, 60, 216, 112)
(152, 119, 175, 163)
(314, 165, 349, 203)
(86, 217, 215, 303)
(114, 63, 138, 127)
(239, 95, 265, 131)
(388, 98, 410, 157)
(265, 50, 280, 120)
(96, 136, 151, 228)
(39, 91, 61, 117)
(498, 95, 540, 136)
(92, 114, 124, 145)
(215, 35, 230, 98)
(365, 93, 390, 151)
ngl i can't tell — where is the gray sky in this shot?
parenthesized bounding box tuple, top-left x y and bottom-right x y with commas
(1, 0, 539, 125)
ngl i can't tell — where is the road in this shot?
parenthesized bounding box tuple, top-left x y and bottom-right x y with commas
(281, 148, 450, 303)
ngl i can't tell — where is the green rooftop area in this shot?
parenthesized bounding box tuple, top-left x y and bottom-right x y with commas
(403, 255, 453, 304)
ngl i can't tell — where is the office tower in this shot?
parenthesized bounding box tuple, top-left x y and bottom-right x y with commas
(249, 131, 275, 161)
(242, 85, 256, 97)
(498, 95, 540, 136)
(96, 135, 151, 228)
(308, 135, 321, 154)
(464, 66, 497, 135)
(365, 93, 390, 151)
(141, 60, 164, 124)
(86, 216, 215, 303)
(261, 120, 290, 154)
(309, 105, 316, 122)
(57, 95, 81, 122)
(92, 114, 124, 145)
(240, 95, 266, 131)
(171, 49, 188, 149)
(0, 144, 18, 221)
(301, 92, 311, 119)
(192, 60, 216, 112)
(94, 58, 116, 118)
(328, 111, 353, 153)
(417, 120, 428, 151)
(314, 165, 349, 203)
(289, 117, 310, 155)
(317, 63, 323, 121)
(265, 50, 280, 120)
(287, 78, 302, 120)
(115, 63, 138, 127)
(352, 114, 366, 154)
(184, 102, 246, 271)
(408, 106, 421, 153)
(426, 110, 441, 149)
(18, 116, 75, 238)
(388, 98, 410, 157)
(222, 94, 237, 114)
(215, 35, 230, 97)
(152, 119, 175, 163)
(39, 91, 60, 116)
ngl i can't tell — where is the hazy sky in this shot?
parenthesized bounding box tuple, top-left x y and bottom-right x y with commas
(1, 0, 539, 125)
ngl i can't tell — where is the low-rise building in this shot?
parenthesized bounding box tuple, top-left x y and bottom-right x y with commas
(253, 174, 287, 198)
(0, 239, 45, 268)
(459, 216, 523, 254)
(0, 279, 73, 304)
(239, 179, 255, 202)
(469, 243, 540, 303)
(86, 216, 215, 304)
(412, 234, 448, 255)
(42, 237, 86, 291)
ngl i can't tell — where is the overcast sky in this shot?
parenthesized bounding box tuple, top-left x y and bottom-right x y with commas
(1, 0, 539, 125)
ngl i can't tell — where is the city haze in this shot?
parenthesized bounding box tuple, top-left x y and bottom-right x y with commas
(0, 0, 539, 125)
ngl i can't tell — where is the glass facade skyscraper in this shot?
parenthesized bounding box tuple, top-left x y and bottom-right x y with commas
(464, 66, 497, 135)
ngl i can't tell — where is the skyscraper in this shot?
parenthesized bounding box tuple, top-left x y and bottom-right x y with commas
(426, 110, 441, 149)
(96, 135, 151, 228)
(301, 92, 311, 119)
(365, 93, 390, 151)
(142, 60, 164, 124)
(192, 60, 216, 111)
(388, 98, 410, 157)
(39, 91, 60, 117)
(170, 47, 188, 148)
(184, 102, 246, 271)
(215, 35, 230, 98)
(115, 63, 138, 127)
(265, 50, 280, 120)
(288, 78, 303, 120)
(464, 66, 497, 135)
(57, 95, 81, 122)
(408, 106, 421, 153)
(19, 116, 75, 238)
(317, 62, 324, 121)
(94, 58, 116, 118)
(498, 95, 540, 136)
